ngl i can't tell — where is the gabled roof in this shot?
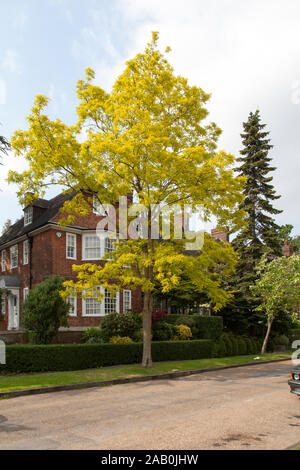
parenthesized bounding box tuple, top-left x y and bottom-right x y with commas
(0, 191, 77, 247)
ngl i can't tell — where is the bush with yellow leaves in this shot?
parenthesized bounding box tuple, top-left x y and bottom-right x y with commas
(173, 324, 193, 341)
(109, 336, 133, 344)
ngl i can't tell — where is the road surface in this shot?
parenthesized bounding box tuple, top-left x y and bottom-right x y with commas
(0, 360, 299, 450)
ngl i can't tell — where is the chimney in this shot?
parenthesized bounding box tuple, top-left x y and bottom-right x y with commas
(282, 239, 293, 257)
(211, 228, 229, 243)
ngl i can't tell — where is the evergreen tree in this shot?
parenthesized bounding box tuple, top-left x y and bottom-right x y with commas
(229, 110, 282, 333)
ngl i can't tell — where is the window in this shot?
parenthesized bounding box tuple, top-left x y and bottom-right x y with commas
(23, 240, 29, 265)
(10, 245, 18, 269)
(66, 233, 76, 260)
(104, 237, 116, 257)
(82, 287, 119, 316)
(83, 287, 102, 316)
(23, 288, 29, 302)
(82, 234, 101, 260)
(93, 195, 106, 216)
(67, 293, 77, 316)
(24, 207, 33, 226)
(104, 289, 119, 315)
(1, 250, 5, 272)
(123, 290, 132, 313)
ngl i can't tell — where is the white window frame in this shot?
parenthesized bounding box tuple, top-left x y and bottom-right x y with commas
(104, 289, 119, 315)
(10, 245, 18, 269)
(104, 236, 116, 260)
(23, 240, 29, 265)
(67, 292, 77, 316)
(23, 288, 29, 302)
(123, 290, 132, 313)
(1, 250, 5, 272)
(24, 206, 33, 226)
(66, 233, 77, 260)
(82, 233, 102, 260)
(93, 195, 106, 216)
(82, 286, 103, 317)
(82, 287, 119, 317)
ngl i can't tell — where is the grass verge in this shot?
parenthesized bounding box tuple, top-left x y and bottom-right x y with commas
(0, 352, 291, 393)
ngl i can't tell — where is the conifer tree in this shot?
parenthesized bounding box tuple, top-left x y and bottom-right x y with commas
(230, 110, 282, 331)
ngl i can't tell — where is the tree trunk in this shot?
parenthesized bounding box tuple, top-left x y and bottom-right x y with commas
(142, 290, 153, 367)
(261, 314, 274, 355)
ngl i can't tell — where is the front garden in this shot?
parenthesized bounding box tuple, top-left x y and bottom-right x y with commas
(0, 310, 295, 375)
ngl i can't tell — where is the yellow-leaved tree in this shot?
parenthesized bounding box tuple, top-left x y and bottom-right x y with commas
(9, 33, 245, 367)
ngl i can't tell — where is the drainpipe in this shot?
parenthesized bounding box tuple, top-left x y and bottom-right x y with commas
(27, 235, 33, 289)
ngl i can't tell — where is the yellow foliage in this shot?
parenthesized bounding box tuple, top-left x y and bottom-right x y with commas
(8, 32, 246, 313)
(173, 324, 193, 341)
(109, 336, 133, 344)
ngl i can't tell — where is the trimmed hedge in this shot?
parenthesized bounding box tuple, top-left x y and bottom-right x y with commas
(0, 340, 213, 374)
(213, 335, 261, 358)
(290, 328, 300, 343)
(165, 315, 223, 341)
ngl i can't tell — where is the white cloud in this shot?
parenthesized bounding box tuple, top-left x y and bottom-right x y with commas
(1, 49, 22, 75)
(13, 11, 28, 36)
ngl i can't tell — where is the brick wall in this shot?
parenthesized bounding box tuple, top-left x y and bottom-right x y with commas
(211, 228, 229, 242)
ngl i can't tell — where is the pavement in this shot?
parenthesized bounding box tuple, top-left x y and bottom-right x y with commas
(0, 360, 299, 450)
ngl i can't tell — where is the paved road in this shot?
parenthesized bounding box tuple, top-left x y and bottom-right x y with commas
(0, 360, 299, 450)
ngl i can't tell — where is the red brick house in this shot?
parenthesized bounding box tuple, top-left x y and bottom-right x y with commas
(0, 191, 141, 331)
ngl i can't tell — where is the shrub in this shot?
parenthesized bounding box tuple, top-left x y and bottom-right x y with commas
(274, 334, 289, 346)
(22, 276, 70, 344)
(219, 340, 227, 357)
(165, 315, 223, 340)
(220, 333, 233, 356)
(152, 310, 169, 323)
(243, 337, 253, 355)
(100, 312, 142, 341)
(267, 337, 275, 352)
(237, 337, 247, 355)
(132, 328, 144, 342)
(152, 322, 175, 341)
(109, 336, 133, 344)
(82, 328, 106, 344)
(0, 340, 214, 373)
(173, 325, 192, 341)
(231, 337, 239, 356)
(290, 328, 300, 343)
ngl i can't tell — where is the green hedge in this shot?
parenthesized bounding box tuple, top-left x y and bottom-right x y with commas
(290, 328, 300, 342)
(165, 315, 223, 340)
(212, 335, 261, 358)
(0, 340, 213, 374)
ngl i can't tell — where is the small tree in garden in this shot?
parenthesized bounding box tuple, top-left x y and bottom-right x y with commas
(251, 255, 300, 354)
(22, 276, 70, 344)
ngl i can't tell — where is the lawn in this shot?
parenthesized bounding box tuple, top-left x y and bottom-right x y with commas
(0, 352, 291, 393)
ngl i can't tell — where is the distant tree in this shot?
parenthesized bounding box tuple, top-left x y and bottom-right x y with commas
(1, 219, 12, 235)
(278, 224, 300, 254)
(22, 276, 70, 344)
(252, 255, 300, 354)
(0, 135, 10, 161)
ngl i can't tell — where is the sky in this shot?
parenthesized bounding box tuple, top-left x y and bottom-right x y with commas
(0, 0, 300, 235)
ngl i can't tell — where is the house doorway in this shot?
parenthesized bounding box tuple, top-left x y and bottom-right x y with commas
(8, 290, 20, 330)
